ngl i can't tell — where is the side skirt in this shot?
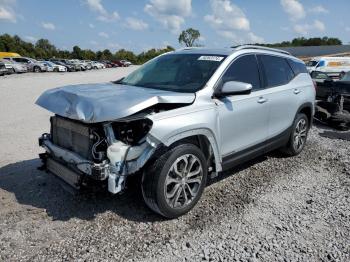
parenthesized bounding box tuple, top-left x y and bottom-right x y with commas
(221, 127, 292, 171)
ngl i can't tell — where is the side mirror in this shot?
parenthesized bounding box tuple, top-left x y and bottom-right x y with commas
(215, 81, 252, 97)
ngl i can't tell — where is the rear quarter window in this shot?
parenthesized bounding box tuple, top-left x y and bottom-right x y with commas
(258, 55, 295, 87)
(288, 59, 308, 75)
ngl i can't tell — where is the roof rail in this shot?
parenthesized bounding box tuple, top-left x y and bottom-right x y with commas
(232, 45, 291, 55)
(178, 47, 200, 51)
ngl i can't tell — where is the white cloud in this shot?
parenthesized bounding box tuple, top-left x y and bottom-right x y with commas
(204, 0, 250, 31)
(204, 0, 263, 44)
(313, 20, 326, 31)
(42, 22, 55, 30)
(144, 0, 192, 34)
(0, 0, 16, 22)
(97, 11, 119, 22)
(294, 20, 325, 35)
(24, 36, 37, 42)
(85, 0, 120, 22)
(309, 5, 329, 14)
(89, 23, 95, 28)
(98, 32, 109, 38)
(280, 0, 305, 21)
(90, 40, 98, 45)
(86, 0, 105, 14)
(125, 17, 148, 30)
(346, 27, 350, 32)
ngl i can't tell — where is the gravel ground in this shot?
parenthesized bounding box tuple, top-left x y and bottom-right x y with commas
(0, 69, 349, 262)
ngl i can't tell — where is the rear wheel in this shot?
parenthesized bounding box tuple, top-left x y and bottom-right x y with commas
(142, 144, 207, 218)
(33, 66, 41, 73)
(281, 113, 309, 156)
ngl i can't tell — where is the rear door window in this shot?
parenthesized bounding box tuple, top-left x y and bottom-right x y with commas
(258, 55, 295, 87)
(221, 55, 261, 90)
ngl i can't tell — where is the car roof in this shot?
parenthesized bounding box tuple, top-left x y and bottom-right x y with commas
(173, 45, 293, 57)
(174, 48, 234, 56)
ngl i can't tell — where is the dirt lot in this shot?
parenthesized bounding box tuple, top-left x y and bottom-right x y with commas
(0, 69, 349, 261)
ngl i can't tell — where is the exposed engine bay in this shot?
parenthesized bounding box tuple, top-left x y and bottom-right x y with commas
(39, 114, 158, 194)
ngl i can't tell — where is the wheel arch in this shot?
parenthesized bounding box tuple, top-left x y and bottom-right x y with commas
(297, 102, 314, 127)
(161, 129, 222, 172)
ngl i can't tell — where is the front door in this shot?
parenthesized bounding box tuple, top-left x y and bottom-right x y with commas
(216, 54, 270, 157)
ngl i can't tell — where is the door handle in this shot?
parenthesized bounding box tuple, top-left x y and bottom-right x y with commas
(294, 88, 301, 94)
(257, 97, 268, 104)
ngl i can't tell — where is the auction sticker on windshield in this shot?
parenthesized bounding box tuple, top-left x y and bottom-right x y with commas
(198, 56, 224, 62)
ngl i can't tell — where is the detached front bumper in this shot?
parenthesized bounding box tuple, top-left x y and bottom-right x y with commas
(39, 133, 157, 194)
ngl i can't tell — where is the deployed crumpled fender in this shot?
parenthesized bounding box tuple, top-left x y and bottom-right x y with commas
(36, 83, 195, 123)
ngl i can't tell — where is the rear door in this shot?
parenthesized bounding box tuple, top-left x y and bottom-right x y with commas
(257, 55, 301, 139)
(216, 54, 270, 157)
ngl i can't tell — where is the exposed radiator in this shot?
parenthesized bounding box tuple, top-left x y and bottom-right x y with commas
(51, 116, 93, 160)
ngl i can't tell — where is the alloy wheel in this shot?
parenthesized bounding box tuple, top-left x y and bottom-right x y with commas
(293, 118, 307, 151)
(164, 154, 203, 209)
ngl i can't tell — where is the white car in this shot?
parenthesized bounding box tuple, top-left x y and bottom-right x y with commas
(92, 61, 105, 69)
(44, 61, 67, 72)
(121, 60, 132, 66)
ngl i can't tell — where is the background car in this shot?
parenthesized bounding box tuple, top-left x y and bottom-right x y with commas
(0, 61, 7, 76)
(43, 61, 67, 72)
(69, 60, 87, 71)
(120, 60, 132, 66)
(3, 57, 47, 72)
(111, 60, 125, 67)
(91, 61, 105, 69)
(101, 60, 114, 68)
(1, 59, 28, 74)
(81, 60, 93, 70)
(50, 59, 75, 72)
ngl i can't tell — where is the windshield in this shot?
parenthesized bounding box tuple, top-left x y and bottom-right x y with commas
(119, 53, 226, 93)
(306, 60, 318, 67)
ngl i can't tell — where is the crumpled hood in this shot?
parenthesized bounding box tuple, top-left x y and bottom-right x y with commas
(36, 83, 195, 123)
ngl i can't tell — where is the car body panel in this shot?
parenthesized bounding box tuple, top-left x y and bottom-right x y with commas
(36, 83, 195, 123)
(265, 74, 314, 138)
(216, 89, 270, 156)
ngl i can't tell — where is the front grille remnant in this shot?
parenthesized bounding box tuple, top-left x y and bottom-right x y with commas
(46, 158, 81, 188)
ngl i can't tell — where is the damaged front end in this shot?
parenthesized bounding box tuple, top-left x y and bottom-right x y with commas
(39, 115, 159, 194)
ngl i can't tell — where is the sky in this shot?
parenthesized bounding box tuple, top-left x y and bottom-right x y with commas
(1, 0, 350, 53)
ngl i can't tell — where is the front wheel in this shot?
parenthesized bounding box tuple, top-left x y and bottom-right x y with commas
(33, 66, 41, 73)
(142, 144, 207, 218)
(281, 113, 309, 156)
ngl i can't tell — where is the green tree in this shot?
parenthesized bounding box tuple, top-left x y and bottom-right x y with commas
(35, 39, 57, 58)
(71, 46, 83, 59)
(115, 49, 137, 64)
(178, 28, 201, 47)
(259, 36, 342, 47)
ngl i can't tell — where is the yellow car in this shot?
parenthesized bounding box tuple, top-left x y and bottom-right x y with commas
(0, 52, 20, 59)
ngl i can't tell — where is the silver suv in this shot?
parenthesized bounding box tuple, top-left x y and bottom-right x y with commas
(37, 46, 315, 218)
(4, 57, 47, 72)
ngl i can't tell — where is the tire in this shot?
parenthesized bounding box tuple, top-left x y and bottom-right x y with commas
(33, 66, 41, 73)
(142, 144, 208, 218)
(281, 113, 309, 156)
